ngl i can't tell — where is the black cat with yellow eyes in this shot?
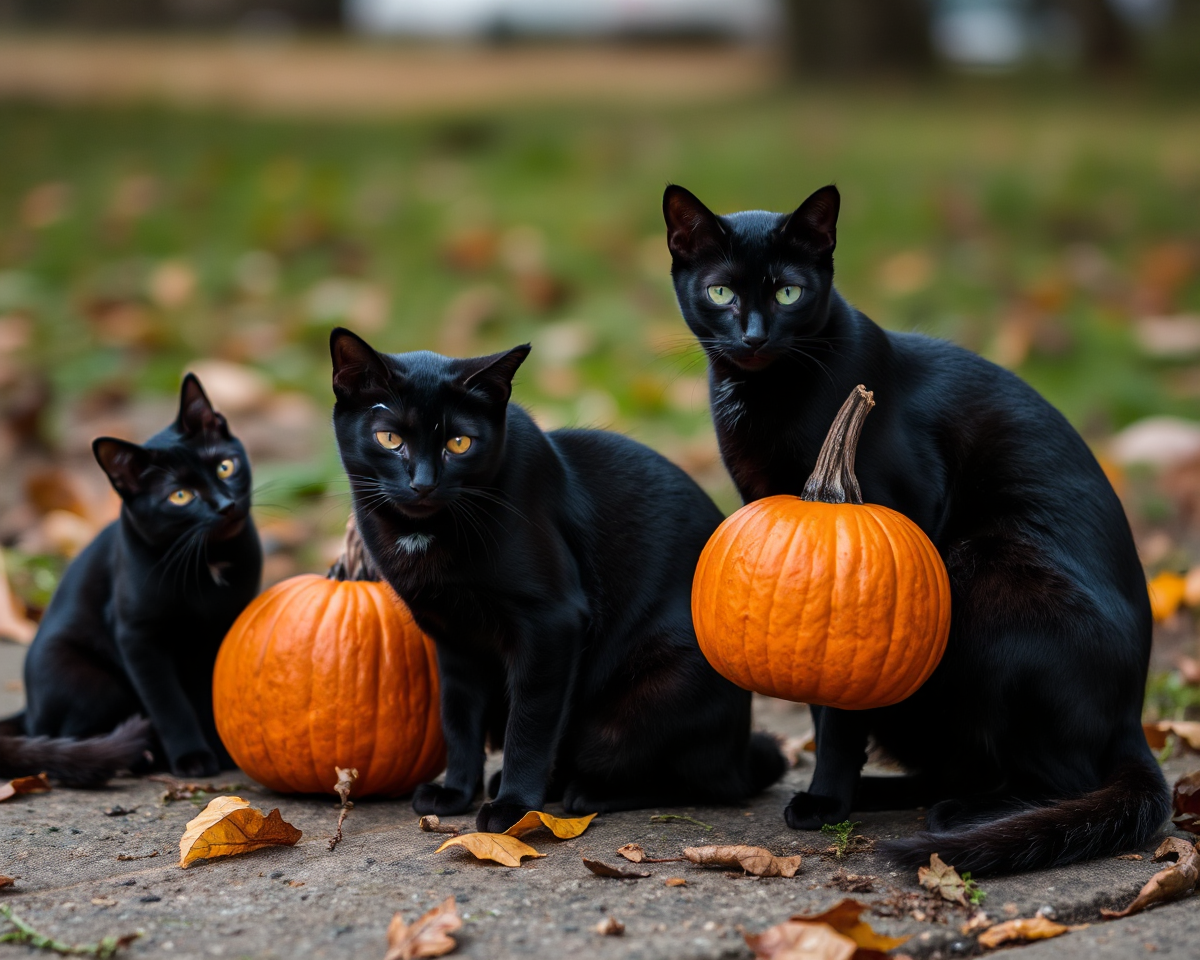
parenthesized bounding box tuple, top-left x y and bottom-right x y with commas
(21, 374, 261, 778)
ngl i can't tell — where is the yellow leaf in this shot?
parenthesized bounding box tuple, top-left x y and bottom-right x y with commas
(1148, 571, 1186, 621)
(179, 796, 302, 868)
(791, 898, 910, 951)
(435, 832, 544, 867)
(503, 810, 596, 839)
(384, 896, 461, 960)
(977, 916, 1069, 949)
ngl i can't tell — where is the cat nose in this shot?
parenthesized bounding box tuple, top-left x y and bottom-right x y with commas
(216, 499, 237, 515)
(409, 481, 437, 497)
(741, 334, 768, 350)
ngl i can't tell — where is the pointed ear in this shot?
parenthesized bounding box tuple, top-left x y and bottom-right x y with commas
(176, 373, 228, 437)
(330, 327, 392, 400)
(780, 185, 840, 255)
(93, 438, 151, 496)
(461, 344, 531, 405)
(663, 185, 725, 261)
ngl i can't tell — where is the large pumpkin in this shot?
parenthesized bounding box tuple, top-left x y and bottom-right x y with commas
(692, 385, 951, 710)
(213, 522, 445, 797)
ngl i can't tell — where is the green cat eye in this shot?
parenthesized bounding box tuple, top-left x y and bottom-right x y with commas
(168, 489, 195, 506)
(776, 285, 802, 305)
(216, 458, 237, 479)
(375, 431, 402, 451)
(706, 285, 735, 305)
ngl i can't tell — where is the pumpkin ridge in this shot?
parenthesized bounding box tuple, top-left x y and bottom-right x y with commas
(366, 582, 394, 795)
(806, 507, 839, 704)
(862, 505, 904, 705)
(305, 584, 342, 792)
(760, 508, 804, 698)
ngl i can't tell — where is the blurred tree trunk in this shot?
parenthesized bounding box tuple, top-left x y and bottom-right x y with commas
(1060, 0, 1137, 71)
(780, 0, 934, 78)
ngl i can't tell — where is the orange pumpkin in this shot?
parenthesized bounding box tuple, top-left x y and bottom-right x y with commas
(692, 385, 951, 710)
(213, 521, 445, 797)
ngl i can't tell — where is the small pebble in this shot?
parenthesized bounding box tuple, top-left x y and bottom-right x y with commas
(139, 895, 162, 903)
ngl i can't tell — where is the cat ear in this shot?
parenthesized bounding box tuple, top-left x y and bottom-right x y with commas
(780, 185, 840, 255)
(93, 438, 151, 496)
(663, 185, 725, 261)
(176, 373, 229, 438)
(330, 327, 392, 400)
(461, 344, 531, 405)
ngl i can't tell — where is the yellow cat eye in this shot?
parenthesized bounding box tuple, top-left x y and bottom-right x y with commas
(375, 431, 402, 451)
(168, 489, 195, 506)
(216, 458, 237, 479)
(445, 436, 472, 455)
(776, 285, 802, 305)
(706, 285, 735, 305)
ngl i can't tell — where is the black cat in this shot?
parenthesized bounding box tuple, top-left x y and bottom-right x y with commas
(663, 183, 1168, 875)
(20, 374, 262, 778)
(329, 328, 785, 833)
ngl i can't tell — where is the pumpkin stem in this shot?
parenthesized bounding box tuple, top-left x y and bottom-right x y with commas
(327, 515, 381, 582)
(801, 385, 875, 505)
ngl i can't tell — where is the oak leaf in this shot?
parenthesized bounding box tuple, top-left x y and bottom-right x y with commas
(435, 833, 544, 867)
(582, 858, 649, 879)
(179, 796, 302, 868)
(384, 896, 461, 960)
(1100, 836, 1199, 918)
(684, 845, 802, 878)
(1173, 769, 1200, 833)
(791, 899, 910, 952)
(0, 773, 50, 802)
(502, 810, 595, 839)
(977, 916, 1069, 948)
(918, 853, 967, 905)
(745, 920, 858, 960)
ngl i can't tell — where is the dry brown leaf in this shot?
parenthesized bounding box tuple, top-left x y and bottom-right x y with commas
(1173, 769, 1200, 833)
(594, 917, 624, 936)
(684, 845, 802, 878)
(0, 773, 50, 802)
(179, 796, 302, 868)
(745, 920, 858, 960)
(1144, 722, 1169, 750)
(616, 842, 683, 864)
(1101, 836, 1199, 918)
(419, 815, 461, 836)
(435, 833, 544, 868)
(977, 916, 1069, 948)
(1147, 720, 1200, 752)
(0, 550, 36, 645)
(960, 910, 994, 935)
(148, 774, 240, 802)
(503, 810, 596, 839)
(664, 877, 687, 887)
(328, 767, 358, 852)
(918, 853, 967, 905)
(791, 899, 910, 952)
(582, 858, 649, 879)
(384, 895, 461, 960)
(0, 876, 14, 890)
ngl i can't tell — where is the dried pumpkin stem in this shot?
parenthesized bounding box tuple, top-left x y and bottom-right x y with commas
(801, 385, 875, 506)
(326, 515, 381, 582)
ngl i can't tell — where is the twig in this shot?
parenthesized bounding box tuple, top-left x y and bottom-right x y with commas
(146, 776, 240, 803)
(418, 815, 461, 835)
(649, 814, 714, 832)
(0, 905, 140, 958)
(328, 767, 358, 852)
(114, 851, 158, 862)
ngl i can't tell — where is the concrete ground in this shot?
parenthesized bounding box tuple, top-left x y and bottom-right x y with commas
(0, 643, 1196, 960)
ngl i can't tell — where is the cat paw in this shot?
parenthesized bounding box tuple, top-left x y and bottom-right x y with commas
(783, 791, 850, 830)
(487, 770, 502, 800)
(412, 782, 474, 816)
(172, 749, 220, 779)
(476, 801, 529, 834)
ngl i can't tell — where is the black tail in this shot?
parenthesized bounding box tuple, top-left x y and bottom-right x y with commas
(883, 758, 1171, 876)
(748, 731, 788, 794)
(0, 716, 153, 787)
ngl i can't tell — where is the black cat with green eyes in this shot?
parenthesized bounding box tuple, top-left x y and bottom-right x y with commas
(329, 328, 785, 832)
(20, 375, 262, 779)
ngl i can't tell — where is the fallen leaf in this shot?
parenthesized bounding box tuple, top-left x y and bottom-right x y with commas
(582, 858, 650, 879)
(503, 810, 596, 839)
(827, 869, 876, 893)
(778, 735, 815, 768)
(1116, 853, 1145, 861)
(665, 877, 687, 887)
(684, 845, 803, 878)
(960, 910, 994, 935)
(1150, 720, 1200, 752)
(419, 815, 461, 835)
(148, 775, 241, 802)
(1144, 723, 1170, 750)
(384, 895, 461, 960)
(435, 833, 544, 868)
(791, 899, 910, 952)
(0, 550, 36, 645)
(328, 766, 357, 852)
(0, 773, 50, 802)
(616, 843, 683, 864)
(1173, 770, 1200, 833)
(1148, 571, 1187, 621)
(179, 796, 302, 868)
(90, 897, 116, 907)
(918, 853, 967, 905)
(977, 916, 1069, 948)
(745, 920, 858, 960)
(1101, 836, 1199, 918)
(0, 877, 14, 890)
(594, 917, 624, 936)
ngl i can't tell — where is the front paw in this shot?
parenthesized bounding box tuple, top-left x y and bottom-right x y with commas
(413, 782, 474, 816)
(172, 749, 219, 779)
(783, 791, 850, 829)
(476, 800, 529, 834)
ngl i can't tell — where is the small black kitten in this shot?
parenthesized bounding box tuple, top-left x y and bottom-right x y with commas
(21, 374, 262, 778)
(664, 183, 1168, 875)
(329, 327, 785, 833)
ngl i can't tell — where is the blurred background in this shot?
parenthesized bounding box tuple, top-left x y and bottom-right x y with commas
(0, 1, 1199, 719)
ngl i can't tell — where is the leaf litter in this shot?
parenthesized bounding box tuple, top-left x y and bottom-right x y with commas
(582, 858, 650, 879)
(179, 796, 302, 868)
(1101, 836, 1199, 918)
(0, 773, 50, 802)
(384, 896, 461, 960)
(684, 845, 803, 878)
(1172, 769, 1200, 833)
(918, 853, 984, 906)
(745, 898, 908, 960)
(616, 843, 684, 864)
(977, 916, 1070, 949)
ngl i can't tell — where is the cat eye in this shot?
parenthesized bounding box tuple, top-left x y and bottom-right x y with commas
(375, 431, 403, 451)
(706, 285, 735, 305)
(445, 436, 472, 455)
(775, 285, 802, 305)
(216, 458, 237, 479)
(168, 489, 195, 506)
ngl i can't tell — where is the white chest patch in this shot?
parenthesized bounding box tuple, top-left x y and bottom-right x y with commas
(396, 533, 434, 555)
